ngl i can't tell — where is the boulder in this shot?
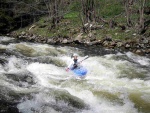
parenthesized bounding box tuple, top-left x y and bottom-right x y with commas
(15, 44, 36, 57)
(135, 49, 144, 55)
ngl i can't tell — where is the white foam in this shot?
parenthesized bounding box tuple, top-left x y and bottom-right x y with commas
(126, 52, 150, 66)
(1, 40, 149, 113)
(6, 56, 28, 73)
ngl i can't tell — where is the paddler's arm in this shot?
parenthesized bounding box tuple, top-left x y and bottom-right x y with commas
(65, 60, 73, 72)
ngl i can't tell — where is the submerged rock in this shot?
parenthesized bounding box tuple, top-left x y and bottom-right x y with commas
(53, 89, 88, 110)
(4, 70, 36, 86)
(15, 44, 36, 57)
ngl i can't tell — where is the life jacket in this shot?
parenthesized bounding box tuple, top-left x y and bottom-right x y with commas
(73, 59, 78, 69)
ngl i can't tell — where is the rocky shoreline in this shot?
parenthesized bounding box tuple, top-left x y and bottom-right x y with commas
(8, 31, 150, 57)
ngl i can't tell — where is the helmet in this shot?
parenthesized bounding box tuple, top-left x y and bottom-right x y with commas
(73, 53, 78, 57)
(71, 53, 78, 58)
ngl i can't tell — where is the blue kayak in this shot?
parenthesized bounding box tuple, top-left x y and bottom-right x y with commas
(71, 67, 87, 76)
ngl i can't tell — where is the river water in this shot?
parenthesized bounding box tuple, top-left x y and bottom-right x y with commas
(0, 36, 150, 113)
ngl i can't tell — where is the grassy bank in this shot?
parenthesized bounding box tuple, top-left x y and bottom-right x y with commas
(14, 0, 150, 42)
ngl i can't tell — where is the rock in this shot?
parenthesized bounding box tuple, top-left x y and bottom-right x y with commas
(91, 24, 103, 30)
(85, 40, 101, 46)
(125, 43, 131, 48)
(107, 41, 116, 48)
(125, 30, 130, 33)
(74, 33, 83, 41)
(0, 47, 6, 53)
(74, 33, 83, 44)
(103, 41, 109, 47)
(142, 38, 149, 44)
(28, 36, 35, 42)
(21, 31, 26, 35)
(62, 39, 68, 44)
(47, 38, 54, 44)
(133, 33, 136, 36)
(116, 42, 123, 47)
(4, 71, 35, 85)
(145, 49, 150, 54)
(135, 49, 144, 55)
(15, 44, 36, 57)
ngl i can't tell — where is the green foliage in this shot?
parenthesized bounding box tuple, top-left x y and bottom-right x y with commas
(64, 12, 79, 19)
(100, 3, 123, 18)
(69, 1, 81, 12)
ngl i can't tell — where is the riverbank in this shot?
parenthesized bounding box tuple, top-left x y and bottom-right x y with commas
(7, 31, 150, 57)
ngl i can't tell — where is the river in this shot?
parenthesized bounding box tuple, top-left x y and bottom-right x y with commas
(0, 36, 150, 113)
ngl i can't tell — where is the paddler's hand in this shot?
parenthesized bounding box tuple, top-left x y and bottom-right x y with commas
(66, 68, 69, 72)
(79, 61, 82, 64)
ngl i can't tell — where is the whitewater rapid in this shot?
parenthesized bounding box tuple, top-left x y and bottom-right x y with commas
(0, 36, 150, 113)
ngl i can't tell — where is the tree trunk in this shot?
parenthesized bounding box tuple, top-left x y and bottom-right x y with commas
(124, 0, 132, 27)
(138, 0, 146, 32)
(81, 0, 96, 23)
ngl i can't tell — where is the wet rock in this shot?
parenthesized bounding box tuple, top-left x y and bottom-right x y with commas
(15, 44, 36, 57)
(45, 48, 59, 56)
(4, 71, 36, 85)
(0, 47, 6, 53)
(53, 90, 88, 109)
(85, 40, 100, 46)
(135, 49, 144, 55)
(47, 38, 54, 44)
(10, 31, 150, 56)
(145, 49, 150, 54)
(28, 35, 36, 42)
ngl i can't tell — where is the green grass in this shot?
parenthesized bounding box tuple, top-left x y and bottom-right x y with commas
(64, 12, 79, 19)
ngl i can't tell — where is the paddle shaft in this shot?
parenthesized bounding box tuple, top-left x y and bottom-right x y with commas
(80, 56, 89, 63)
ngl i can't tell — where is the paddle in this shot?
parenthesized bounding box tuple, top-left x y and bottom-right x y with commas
(80, 55, 89, 63)
(65, 55, 89, 72)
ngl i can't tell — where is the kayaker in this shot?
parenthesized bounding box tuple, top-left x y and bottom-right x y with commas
(66, 53, 81, 71)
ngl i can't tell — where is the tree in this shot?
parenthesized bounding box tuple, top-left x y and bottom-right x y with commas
(81, 0, 96, 23)
(138, 0, 146, 33)
(43, 0, 72, 29)
(123, 0, 133, 27)
(80, 0, 100, 33)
